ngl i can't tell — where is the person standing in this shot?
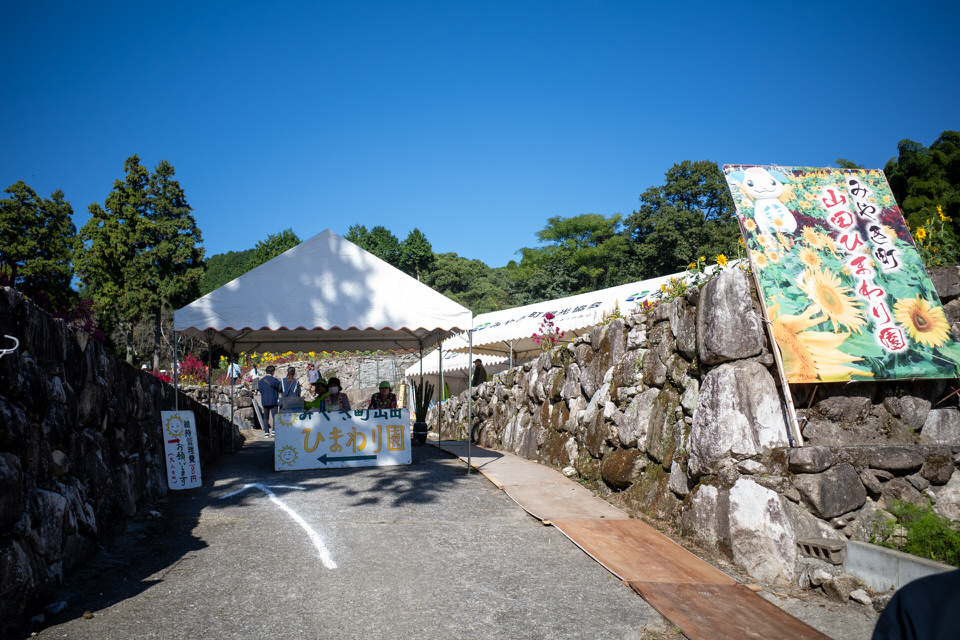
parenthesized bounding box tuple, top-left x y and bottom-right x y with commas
(471, 358, 487, 388)
(258, 365, 281, 437)
(324, 377, 351, 412)
(227, 361, 242, 386)
(369, 381, 397, 409)
(281, 366, 301, 398)
(307, 363, 320, 385)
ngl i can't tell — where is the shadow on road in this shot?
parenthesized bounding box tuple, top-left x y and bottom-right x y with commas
(24, 437, 470, 638)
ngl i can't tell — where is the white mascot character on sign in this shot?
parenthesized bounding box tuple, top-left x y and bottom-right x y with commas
(741, 167, 797, 236)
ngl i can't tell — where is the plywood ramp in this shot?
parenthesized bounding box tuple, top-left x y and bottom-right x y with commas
(551, 519, 735, 585)
(629, 582, 832, 640)
(434, 441, 831, 640)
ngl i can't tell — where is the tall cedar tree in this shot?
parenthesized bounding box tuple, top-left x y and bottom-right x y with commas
(0, 181, 76, 310)
(76, 155, 204, 364)
(147, 160, 205, 369)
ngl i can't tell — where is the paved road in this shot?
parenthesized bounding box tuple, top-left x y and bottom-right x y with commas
(29, 438, 675, 640)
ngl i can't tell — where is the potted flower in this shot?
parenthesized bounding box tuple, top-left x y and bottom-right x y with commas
(411, 378, 434, 445)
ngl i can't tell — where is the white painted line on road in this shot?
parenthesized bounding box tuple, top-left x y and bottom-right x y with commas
(219, 483, 337, 569)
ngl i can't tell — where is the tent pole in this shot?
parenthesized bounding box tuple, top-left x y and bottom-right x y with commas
(174, 332, 179, 411)
(229, 351, 235, 429)
(437, 337, 443, 446)
(467, 330, 472, 473)
(206, 330, 214, 417)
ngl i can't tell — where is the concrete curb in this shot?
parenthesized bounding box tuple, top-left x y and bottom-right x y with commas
(843, 541, 953, 592)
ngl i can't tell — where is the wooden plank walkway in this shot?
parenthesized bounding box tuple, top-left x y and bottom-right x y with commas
(435, 440, 832, 640)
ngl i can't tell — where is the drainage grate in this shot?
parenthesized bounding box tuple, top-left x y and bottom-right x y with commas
(797, 538, 846, 565)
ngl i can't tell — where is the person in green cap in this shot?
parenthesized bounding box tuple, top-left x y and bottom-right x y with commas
(303, 378, 329, 411)
(369, 380, 397, 409)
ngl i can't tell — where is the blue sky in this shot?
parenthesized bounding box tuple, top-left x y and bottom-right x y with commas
(2, 1, 957, 269)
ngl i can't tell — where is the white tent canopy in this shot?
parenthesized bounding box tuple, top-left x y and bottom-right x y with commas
(404, 350, 508, 402)
(444, 269, 706, 364)
(174, 229, 473, 353)
(405, 348, 507, 378)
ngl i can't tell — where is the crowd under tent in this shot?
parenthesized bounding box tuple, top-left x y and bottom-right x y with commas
(173, 229, 473, 438)
(444, 268, 719, 366)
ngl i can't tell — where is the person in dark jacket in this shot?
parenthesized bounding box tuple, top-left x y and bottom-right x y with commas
(471, 359, 487, 388)
(872, 569, 960, 640)
(258, 365, 281, 437)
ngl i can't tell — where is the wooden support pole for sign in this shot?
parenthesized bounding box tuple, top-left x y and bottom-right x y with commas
(750, 271, 805, 447)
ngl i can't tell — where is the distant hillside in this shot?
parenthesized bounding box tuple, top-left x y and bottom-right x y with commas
(199, 248, 255, 296)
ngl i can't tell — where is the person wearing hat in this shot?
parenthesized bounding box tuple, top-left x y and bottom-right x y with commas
(324, 376, 351, 412)
(257, 365, 282, 436)
(471, 358, 487, 388)
(369, 380, 397, 409)
(303, 377, 329, 411)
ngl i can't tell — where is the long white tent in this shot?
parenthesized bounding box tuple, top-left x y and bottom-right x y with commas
(443, 269, 710, 365)
(405, 349, 508, 402)
(174, 229, 473, 353)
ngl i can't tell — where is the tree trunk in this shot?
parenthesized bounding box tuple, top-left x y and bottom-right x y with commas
(153, 305, 162, 371)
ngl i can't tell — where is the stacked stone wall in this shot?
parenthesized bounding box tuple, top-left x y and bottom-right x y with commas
(429, 268, 960, 586)
(0, 288, 242, 635)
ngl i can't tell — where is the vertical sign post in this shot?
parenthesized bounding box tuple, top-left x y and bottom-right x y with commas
(161, 411, 203, 490)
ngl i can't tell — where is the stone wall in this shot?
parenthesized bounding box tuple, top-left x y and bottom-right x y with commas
(0, 287, 243, 635)
(429, 267, 960, 587)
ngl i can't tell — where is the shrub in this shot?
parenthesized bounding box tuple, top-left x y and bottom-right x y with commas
(871, 500, 960, 567)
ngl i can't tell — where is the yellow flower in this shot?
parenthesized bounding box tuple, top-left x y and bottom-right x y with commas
(801, 227, 821, 248)
(757, 234, 774, 249)
(751, 250, 768, 269)
(767, 250, 781, 264)
(797, 267, 867, 334)
(776, 233, 794, 249)
(894, 296, 952, 348)
(915, 227, 928, 242)
(688, 263, 696, 270)
(743, 218, 757, 232)
(799, 247, 821, 269)
(768, 302, 873, 383)
(938, 205, 952, 222)
(716, 254, 728, 266)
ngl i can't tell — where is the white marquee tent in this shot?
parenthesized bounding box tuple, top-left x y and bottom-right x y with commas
(173, 229, 472, 354)
(443, 268, 714, 366)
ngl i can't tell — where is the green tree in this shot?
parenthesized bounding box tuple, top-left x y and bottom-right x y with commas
(398, 228, 435, 280)
(248, 228, 301, 270)
(200, 248, 255, 295)
(885, 131, 960, 233)
(76, 155, 205, 365)
(145, 160, 205, 369)
(835, 158, 864, 169)
(624, 160, 739, 278)
(0, 181, 76, 310)
(520, 213, 630, 295)
(366, 226, 401, 266)
(424, 253, 513, 314)
(344, 224, 370, 248)
(76, 155, 152, 362)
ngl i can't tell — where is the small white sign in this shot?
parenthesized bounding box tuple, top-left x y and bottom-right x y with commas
(274, 409, 412, 471)
(161, 411, 203, 489)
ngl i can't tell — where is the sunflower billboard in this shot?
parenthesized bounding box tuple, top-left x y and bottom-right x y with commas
(723, 165, 960, 383)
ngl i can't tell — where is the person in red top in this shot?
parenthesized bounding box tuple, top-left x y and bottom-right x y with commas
(369, 380, 397, 409)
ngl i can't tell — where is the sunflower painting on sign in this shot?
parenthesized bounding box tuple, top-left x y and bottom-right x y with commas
(723, 165, 960, 383)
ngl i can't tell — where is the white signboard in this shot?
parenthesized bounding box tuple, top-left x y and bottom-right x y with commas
(274, 409, 412, 471)
(161, 411, 203, 490)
